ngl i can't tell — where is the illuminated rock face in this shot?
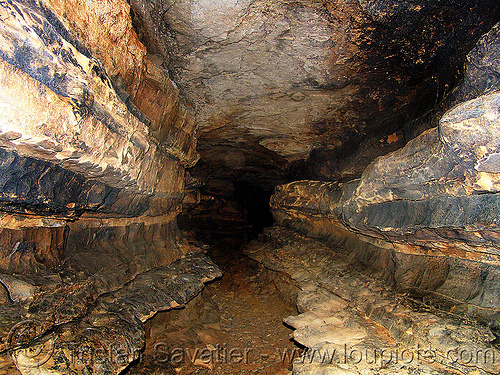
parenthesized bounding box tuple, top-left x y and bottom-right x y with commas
(245, 227, 500, 375)
(0, 1, 219, 374)
(270, 23, 500, 323)
(257, 27, 500, 372)
(0, 0, 198, 270)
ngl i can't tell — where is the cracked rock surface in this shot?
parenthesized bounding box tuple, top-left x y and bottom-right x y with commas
(269, 23, 500, 323)
(1, 252, 221, 375)
(0, 2, 218, 374)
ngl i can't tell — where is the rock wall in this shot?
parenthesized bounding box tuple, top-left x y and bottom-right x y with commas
(270, 22, 500, 323)
(0, 1, 219, 373)
(0, 0, 196, 269)
(246, 227, 500, 375)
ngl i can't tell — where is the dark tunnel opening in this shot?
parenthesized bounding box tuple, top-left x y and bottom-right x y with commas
(233, 181, 274, 240)
(178, 179, 275, 255)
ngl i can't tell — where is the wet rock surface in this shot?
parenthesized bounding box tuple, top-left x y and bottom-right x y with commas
(2, 1, 500, 375)
(0, 252, 221, 375)
(270, 133, 500, 321)
(0, 0, 190, 198)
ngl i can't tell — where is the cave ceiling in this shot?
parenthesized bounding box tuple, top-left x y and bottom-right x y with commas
(130, 0, 500, 192)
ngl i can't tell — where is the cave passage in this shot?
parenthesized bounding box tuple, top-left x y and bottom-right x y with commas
(2, 1, 500, 375)
(178, 180, 276, 248)
(135, 191, 302, 375)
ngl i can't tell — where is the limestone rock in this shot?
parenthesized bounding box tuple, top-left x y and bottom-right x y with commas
(0, 0, 199, 277)
(0, 3, 214, 375)
(405, 20, 500, 140)
(246, 227, 500, 375)
(0, 275, 37, 303)
(268, 30, 500, 319)
(6, 253, 221, 375)
(33, 0, 199, 164)
(270, 145, 500, 321)
(343, 92, 500, 243)
(450, 22, 500, 105)
(0, 1, 184, 197)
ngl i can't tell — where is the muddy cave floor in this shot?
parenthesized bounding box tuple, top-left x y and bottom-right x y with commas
(128, 239, 301, 375)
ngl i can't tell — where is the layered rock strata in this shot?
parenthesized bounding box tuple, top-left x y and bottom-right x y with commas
(268, 21, 500, 324)
(0, 0, 193, 271)
(271, 96, 500, 323)
(0, 1, 216, 374)
(246, 227, 500, 375)
(4, 252, 221, 374)
(271, 93, 500, 323)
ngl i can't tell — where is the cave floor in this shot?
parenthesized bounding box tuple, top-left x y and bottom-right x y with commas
(195, 248, 299, 374)
(130, 239, 300, 375)
(129, 229, 499, 375)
